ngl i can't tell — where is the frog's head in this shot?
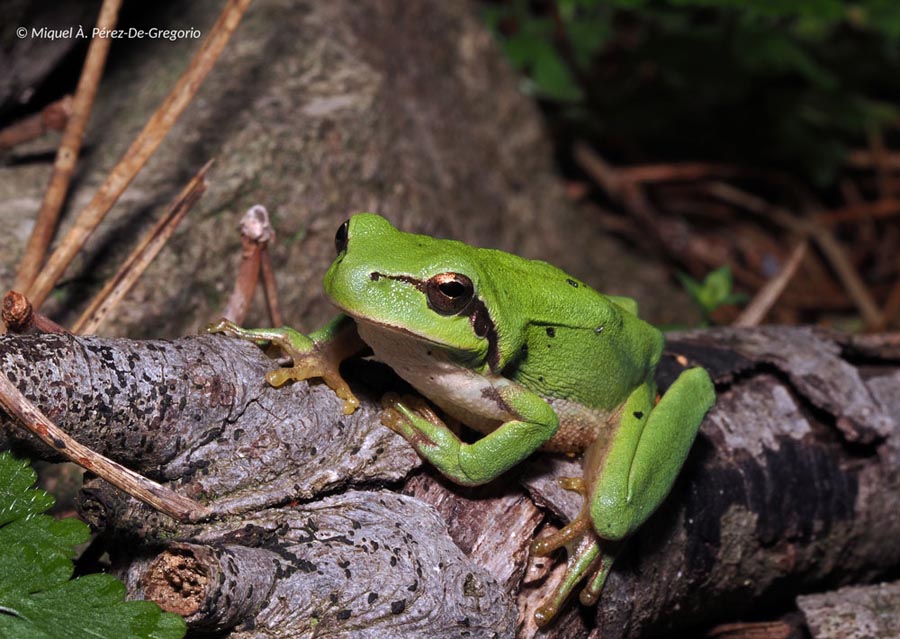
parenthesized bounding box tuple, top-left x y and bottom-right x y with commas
(323, 214, 494, 364)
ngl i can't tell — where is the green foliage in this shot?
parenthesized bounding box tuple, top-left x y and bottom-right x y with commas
(483, 0, 900, 184)
(678, 266, 747, 321)
(0, 452, 186, 639)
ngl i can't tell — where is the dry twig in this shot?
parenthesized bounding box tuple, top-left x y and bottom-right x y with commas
(26, 0, 252, 310)
(71, 161, 211, 335)
(706, 182, 883, 328)
(616, 162, 740, 184)
(13, 0, 123, 294)
(2, 291, 69, 335)
(733, 240, 808, 327)
(0, 95, 73, 150)
(260, 247, 283, 327)
(221, 205, 275, 324)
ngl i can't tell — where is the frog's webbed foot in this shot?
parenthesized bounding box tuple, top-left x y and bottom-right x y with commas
(529, 514, 620, 626)
(206, 318, 360, 415)
(380, 392, 445, 442)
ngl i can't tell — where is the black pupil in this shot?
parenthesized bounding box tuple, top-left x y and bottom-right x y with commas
(439, 281, 467, 298)
(335, 221, 349, 254)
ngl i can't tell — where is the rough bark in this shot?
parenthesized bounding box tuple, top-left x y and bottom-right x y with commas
(797, 581, 900, 639)
(1, 326, 898, 638)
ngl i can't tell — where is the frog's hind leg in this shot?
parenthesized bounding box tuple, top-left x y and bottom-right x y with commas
(589, 368, 714, 541)
(529, 477, 621, 625)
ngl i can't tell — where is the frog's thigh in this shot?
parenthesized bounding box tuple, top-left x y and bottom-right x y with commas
(590, 367, 714, 540)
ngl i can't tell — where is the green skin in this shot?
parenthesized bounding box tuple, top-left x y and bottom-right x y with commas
(208, 213, 715, 625)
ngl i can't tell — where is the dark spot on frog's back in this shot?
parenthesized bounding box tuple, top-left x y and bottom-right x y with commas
(546, 327, 556, 338)
(633, 411, 644, 419)
(566, 278, 579, 288)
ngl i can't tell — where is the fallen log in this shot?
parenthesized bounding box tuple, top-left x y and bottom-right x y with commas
(1, 327, 897, 638)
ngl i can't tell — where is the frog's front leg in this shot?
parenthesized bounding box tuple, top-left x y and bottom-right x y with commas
(381, 379, 559, 486)
(530, 366, 714, 624)
(207, 315, 365, 414)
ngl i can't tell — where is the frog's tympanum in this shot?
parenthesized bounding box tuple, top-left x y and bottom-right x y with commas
(209, 214, 715, 625)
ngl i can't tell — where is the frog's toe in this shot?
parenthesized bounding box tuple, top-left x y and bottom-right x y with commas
(380, 393, 442, 425)
(558, 476, 587, 495)
(531, 527, 601, 626)
(530, 515, 590, 556)
(267, 357, 359, 414)
(205, 318, 233, 334)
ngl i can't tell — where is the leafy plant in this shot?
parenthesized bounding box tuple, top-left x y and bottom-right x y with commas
(0, 452, 186, 639)
(678, 266, 747, 322)
(483, 0, 900, 184)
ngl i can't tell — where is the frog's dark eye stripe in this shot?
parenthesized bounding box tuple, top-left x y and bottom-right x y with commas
(335, 220, 350, 254)
(425, 272, 475, 315)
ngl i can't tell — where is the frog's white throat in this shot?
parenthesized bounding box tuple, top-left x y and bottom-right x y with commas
(355, 321, 512, 430)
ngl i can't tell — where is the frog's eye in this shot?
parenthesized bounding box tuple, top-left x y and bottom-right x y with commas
(426, 272, 475, 315)
(335, 220, 350, 254)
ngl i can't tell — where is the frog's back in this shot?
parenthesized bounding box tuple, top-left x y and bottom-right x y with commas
(477, 248, 664, 413)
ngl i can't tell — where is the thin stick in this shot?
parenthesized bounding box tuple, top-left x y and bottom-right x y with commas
(221, 205, 274, 324)
(260, 247, 283, 326)
(2, 291, 69, 334)
(813, 199, 900, 225)
(706, 183, 883, 328)
(0, 95, 73, 150)
(573, 142, 661, 232)
(72, 161, 212, 335)
(807, 226, 883, 330)
(0, 369, 211, 522)
(875, 279, 900, 332)
(26, 0, 253, 310)
(846, 149, 900, 171)
(616, 162, 740, 184)
(14, 0, 123, 294)
(733, 240, 808, 327)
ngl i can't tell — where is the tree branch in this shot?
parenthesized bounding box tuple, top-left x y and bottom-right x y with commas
(1, 328, 898, 638)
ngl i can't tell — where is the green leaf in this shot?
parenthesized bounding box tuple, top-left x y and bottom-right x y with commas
(0, 455, 54, 526)
(0, 452, 186, 639)
(678, 266, 746, 319)
(531, 44, 584, 102)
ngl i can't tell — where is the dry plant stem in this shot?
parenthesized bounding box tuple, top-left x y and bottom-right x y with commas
(846, 149, 900, 171)
(867, 126, 894, 199)
(25, 0, 253, 310)
(222, 205, 274, 323)
(706, 621, 793, 639)
(223, 236, 261, 323)
(260, 248, 284, 326)
(71, 161, 212, 335)
(807, 226, 883, 329)
(13, 0, 123, 294)
(706, 182, 883, 328)
(815, 198, 900, 225)
(0, 368, 210, 522)
(733, 240, 808, 327)
(0, 95, 73, 150)
(573, 142, 663, 245)
(876, 277, 900, 331)
(2, 291, 69, 334)
(616, 162, 740, 184)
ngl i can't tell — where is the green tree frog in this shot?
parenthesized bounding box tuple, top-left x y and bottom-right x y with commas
(208, 213, 715, 625)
